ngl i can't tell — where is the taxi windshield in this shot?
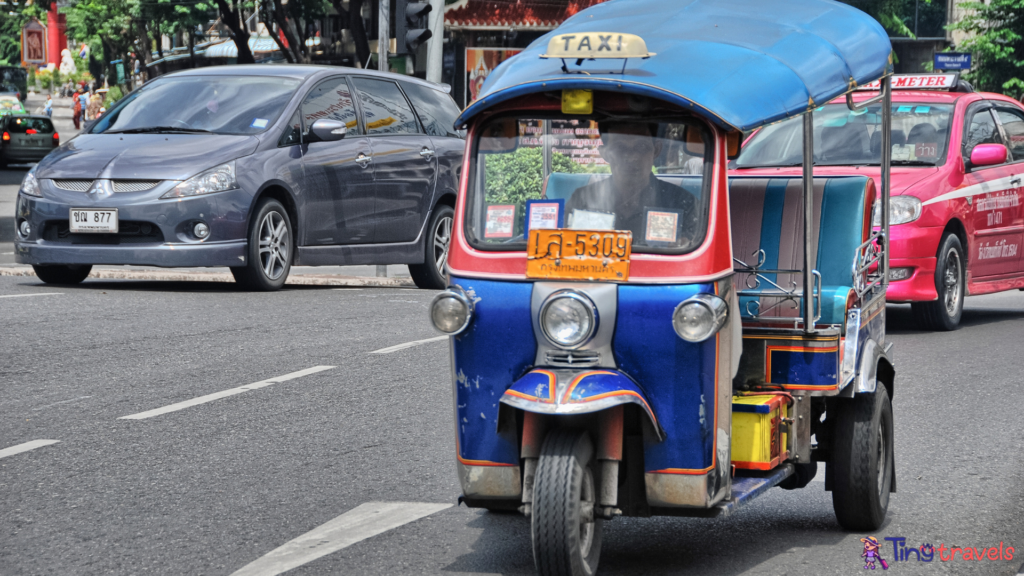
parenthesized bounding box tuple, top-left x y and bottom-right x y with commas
(735, 102, 954, 168)
(466, 116, 712, 254)
(88, 75, 300, 136)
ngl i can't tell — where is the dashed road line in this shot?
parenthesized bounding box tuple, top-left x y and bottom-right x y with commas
(0, 439, 60, 460)
(118, 366, 336, 420)
(369, 335, 447, 354)
(0, 292, 63, 299)
(230, 502, 452, 576)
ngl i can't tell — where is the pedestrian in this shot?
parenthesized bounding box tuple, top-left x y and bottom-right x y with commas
(44, 94, 53, 118)
(78, 89, 90, 121)
(72, 89, 82, 129)
(87, 92, 101, 121)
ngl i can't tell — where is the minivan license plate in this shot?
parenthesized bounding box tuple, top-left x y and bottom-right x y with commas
(70, 208, 118, 233)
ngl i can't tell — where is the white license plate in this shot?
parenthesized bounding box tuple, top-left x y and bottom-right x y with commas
(70, 208, 118, 233)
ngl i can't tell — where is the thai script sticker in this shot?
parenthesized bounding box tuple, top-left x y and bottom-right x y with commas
(569, 209, 616, 230)
(485, 205, 516, 238)
(527, 229, 632, 281)
(645, 210, 678, 243)
(525, 199, 564, 234)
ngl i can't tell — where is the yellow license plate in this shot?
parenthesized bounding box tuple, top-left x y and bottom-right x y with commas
(526, 229, 632, 281)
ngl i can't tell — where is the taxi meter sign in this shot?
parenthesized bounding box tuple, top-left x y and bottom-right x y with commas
(856, 74, 958, 91)
(541, 32, 655, 60)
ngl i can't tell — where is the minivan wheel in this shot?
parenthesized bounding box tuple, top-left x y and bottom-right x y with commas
(32, 264, 91, 284)
(409, 205, 453, 290)
(231, 198, 292, 291)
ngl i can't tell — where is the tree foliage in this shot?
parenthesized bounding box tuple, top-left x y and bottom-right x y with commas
(948, 0, 1024, 96)
(484, 148, 607, 206)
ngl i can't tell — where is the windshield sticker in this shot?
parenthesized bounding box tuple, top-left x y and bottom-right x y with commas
(569, 209, 616, 230)
(525, 199, 564, 237)
(897, 105, 913, 113)
(915, 143, 938, 158)
(645, 210, 679, 243)
(892, 144, 915, 161)
(915, 106, 931, 114)
(485, 205, 516, 238)
(251, 118, 269, 129)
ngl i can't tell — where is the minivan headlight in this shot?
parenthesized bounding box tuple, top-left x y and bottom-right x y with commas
(20, 167, 41, 197)
(430, 287, 474, 335)
(673, 294, 728, 342)
(540, 291, 597, 349)
(162, 161, 238, 199)
(872, 196, 922, 227)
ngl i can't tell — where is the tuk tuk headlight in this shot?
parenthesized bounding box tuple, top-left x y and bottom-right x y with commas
(673, 294, 728, 342)
(540, 290, 597, 349)
(430, 287, 473, 334)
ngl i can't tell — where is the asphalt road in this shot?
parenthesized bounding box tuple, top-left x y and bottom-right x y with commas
(2, 276, 1023, 576)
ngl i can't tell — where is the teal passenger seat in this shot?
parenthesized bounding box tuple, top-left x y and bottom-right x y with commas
(728, 177, 876, 326)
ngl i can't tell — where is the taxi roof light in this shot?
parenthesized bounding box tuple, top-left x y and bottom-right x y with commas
(541, 32, 656, 60)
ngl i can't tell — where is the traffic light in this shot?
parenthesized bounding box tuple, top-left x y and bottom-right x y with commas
(395, 0, 432, 56)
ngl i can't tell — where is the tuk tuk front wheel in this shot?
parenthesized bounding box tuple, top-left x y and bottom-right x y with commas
(831, 385, 894, 531)
(532, 428, 603, 576)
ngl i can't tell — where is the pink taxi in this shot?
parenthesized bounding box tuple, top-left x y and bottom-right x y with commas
(732, 73, 1024, 330)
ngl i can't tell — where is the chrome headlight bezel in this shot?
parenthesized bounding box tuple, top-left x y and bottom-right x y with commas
(540, 290, 599, 350)
(19, 167, 41, 197)
(430, 286, 474, 335)
(161, 161, 239, 199)
(672, 293, 728, 342)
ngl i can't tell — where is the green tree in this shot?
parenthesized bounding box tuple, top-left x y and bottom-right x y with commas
(948, 0, 1024, 96)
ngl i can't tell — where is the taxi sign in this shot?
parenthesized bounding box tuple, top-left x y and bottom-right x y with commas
(541, 32, 655, 60)
(856, 73, 958, 91)
(526, 229, 632, 281)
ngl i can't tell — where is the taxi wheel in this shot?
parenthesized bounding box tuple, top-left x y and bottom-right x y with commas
(831, 385, 893, 532)
(32, 264, 92, 284)
(409, 205, 453, 290)
(532, 429, 603, 576)
(911, 233, 964, 331)
(231, 199, 292, 291)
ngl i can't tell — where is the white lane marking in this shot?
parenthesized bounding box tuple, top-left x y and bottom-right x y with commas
(230, 502, 451, 576)
(118, 366, 335, 420)
(369, 335, 447, 354)
(0, 292, 63, 299)
(32, 395, 92, 411)
(331, 288, 363, 291)
(0, 439, 60, 460)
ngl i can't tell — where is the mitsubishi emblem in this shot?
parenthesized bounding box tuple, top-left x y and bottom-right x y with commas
(87, 179, 113, 198)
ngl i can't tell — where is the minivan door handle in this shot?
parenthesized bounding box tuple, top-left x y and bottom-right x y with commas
(355, 153, 372, 168)
(419, 147, 435, 158)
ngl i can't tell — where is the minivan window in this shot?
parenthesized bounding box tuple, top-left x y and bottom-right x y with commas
(301, 77, 361, 136)
(89, 75, 300, 136)
(401, 82, 462, 138)
(7, 117, 54, 133)
(351, 77, 420, 136)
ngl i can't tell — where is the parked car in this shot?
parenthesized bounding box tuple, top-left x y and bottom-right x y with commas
(0, 114, 59, 168)
(0, 94, 26, 116)
(14, 65, 464, 290)
(731, 73, 1024, 330)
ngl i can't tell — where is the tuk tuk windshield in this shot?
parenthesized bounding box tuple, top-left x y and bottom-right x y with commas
(466, 116, 712, 253)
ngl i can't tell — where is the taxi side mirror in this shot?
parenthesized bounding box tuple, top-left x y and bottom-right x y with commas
(726, 130, 742, 160)
(684, 126, 741, 160)
(968, 143, 1007, 169)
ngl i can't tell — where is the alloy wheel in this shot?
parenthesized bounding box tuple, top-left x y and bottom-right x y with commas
(943, 246, 962, 316)
(433, 214, 453, 276)
(258, 211, 290, 280)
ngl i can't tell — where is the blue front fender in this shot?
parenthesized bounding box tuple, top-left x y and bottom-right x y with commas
(500, 368, 664, 441)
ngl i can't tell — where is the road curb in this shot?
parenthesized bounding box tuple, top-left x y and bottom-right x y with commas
(0, 266, 417, 287)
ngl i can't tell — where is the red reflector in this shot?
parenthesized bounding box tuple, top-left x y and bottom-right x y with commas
(26, 129, 37, 135)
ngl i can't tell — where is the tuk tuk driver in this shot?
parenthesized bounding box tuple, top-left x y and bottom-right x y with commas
(566, 121, 699, 247)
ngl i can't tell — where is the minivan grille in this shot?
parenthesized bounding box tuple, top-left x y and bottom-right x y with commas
(545, 350, 601, 367)
(52, 179, 94, 191)
(112, 180, 160, 192)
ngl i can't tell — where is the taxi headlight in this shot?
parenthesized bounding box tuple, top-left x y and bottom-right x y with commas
(541, 291, 597, 349)
(430, 287, 473, 334)
(20, 168, 41, 197)
(161, 161, 238, 199)
(673, 294, 728, 342)
(872, 196, 922, 227)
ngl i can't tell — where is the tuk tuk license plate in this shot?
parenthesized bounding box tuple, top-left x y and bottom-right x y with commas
(526, 229, 632, 281)
(70, 208, 118, 233)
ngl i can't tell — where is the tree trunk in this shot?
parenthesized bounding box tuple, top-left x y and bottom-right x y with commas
(213, 0, 255, 64)
(188, 29, 196, 69)
(268, 0, 306, 63)
(150, 19, 165, 77)
(344, 0, 371, 68)
(135, 20, 153, 83)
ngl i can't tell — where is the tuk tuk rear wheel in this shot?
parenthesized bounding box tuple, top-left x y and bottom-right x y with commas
(831, 384, 894, 531)
(532, 428, 603, 576)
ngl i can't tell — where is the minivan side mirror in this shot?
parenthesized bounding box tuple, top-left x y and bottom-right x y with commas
(307, 119, 347, 143)
(969, 143, 1007, 168)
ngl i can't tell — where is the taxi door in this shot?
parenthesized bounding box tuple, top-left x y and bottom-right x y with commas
(993, 105, 1024, 273)
(962, 104, 1022, 279)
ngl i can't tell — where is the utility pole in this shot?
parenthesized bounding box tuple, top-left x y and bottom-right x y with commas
(426, 0, 443, 82)
(378, 0, 389, 72)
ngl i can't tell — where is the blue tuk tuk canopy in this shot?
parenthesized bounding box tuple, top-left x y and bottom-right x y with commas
(456, 0, 893, 132)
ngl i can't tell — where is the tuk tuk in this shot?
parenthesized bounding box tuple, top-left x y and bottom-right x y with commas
(430, 1, 896, 573)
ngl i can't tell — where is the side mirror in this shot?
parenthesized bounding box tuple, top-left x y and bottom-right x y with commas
(969, 143, 1007, 168)
(307, 119, 347, 143)
(725, 130, 742, 160)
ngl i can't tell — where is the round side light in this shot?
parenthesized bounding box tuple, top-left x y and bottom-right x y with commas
(430, 288, 473, 335)
(672, 294, 728, 342)
(193, 222, 210, 239)
(18, 220, 30, 238)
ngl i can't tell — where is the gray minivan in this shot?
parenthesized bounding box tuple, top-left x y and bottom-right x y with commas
(14, 65, 463, 290)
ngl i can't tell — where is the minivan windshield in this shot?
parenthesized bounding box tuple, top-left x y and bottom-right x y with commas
(89, 75, 300, 136)
(735, 102, 954, 168)
(466, 116, 712, 254)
